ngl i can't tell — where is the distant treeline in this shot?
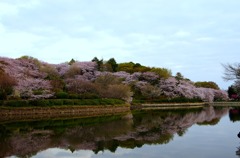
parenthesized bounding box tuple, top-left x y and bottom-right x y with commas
(0, 56, 228, 106)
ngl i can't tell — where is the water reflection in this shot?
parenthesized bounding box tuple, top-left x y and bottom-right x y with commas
(0, 106, 229, 158)
(230, 108, 240, 156)
(229, 108, 240, 122)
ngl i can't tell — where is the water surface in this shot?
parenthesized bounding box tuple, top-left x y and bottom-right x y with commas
(1, 106, 240, 158)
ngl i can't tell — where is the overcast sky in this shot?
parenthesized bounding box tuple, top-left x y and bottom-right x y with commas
(0, 0, 239, 89)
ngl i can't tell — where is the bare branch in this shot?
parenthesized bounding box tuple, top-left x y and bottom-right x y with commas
(222, 63, 240, 81)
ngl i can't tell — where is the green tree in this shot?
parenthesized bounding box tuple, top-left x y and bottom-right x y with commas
(194, 81, 220, 90)
(69, 58, 76, 65)
(117, 62, 151, 73)
(117, 62, 135, 73)
(227, 85, 237, 98)
(92, 57, 103, 71)
(175, 72, 184, 80)
(18, 55, 42, 68)
(107, 58, 118, 72)
(150, 67, 172, 79)
(134, 64, 151, 72)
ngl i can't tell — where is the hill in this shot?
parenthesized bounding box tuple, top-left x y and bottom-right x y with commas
(0, 56, 228, 103)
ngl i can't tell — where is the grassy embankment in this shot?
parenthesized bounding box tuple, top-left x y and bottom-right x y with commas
(0, 98, 130, 121)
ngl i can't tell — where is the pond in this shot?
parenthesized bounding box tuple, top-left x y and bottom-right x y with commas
(1, 106, 240, 158)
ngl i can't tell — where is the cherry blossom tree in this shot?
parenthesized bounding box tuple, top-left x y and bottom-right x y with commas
(0, 57, 53, 99)
(159, 77, 228, 102)
(0, 56, 229, 102)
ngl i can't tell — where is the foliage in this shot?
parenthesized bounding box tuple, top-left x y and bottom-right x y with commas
(66, 79, 97, 94)
(67, 93, 100, 99)
(106, 58, 118, 72)
(117, 62, 135, 73)
(0, 57, 53, 99)
(63, 99, 74, 105)
(18, 55, 42, 68)
(0, 56, 229, 103)
(175, 72, 184, 80)
(150, 67, 172, 79)
(95, 74, 133, 102)
(132, 81, 162, 100)
(29, 99, 51, 106)
(40, 64, 65, 92)
(64, 64, 82, 78)
(159, 77, 228, 102)
(194, 81, 220, 90)
(117, 62, 151, 73)
(69, 58, 76, 65)
(2, 98, 125, 107)
(133, 97, 202, 104)
(0, 71, 17, 100)
(140, 83, 162, 99)
(55, 91, 69, 99)
(95, 73, 122, 88)
(228, 85, 238, 98)
(139, 72, 160, 85)
(102, 84, 133, 102)
(4, 100, 29, 107)
(49, 99, 63, 106)
(50, 79, 65, 92)
(92, 57, 103, 71)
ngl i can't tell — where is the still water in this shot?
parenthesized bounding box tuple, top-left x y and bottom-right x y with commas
(1, 106, 240, 158)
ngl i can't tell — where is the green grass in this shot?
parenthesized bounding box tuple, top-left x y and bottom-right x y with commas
(0, 98, 125, 107)
(132, 97, 202, 104)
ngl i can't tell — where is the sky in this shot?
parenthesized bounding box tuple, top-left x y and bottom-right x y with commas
(0, 0, 239, 89)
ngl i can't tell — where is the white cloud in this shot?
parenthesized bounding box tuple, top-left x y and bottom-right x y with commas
(0, 23, 6, 33)
(127, 33, 164, 46)
(0, 2, 18, 17)
(0, 29, 44, 58)
(0, 0, 40, 17)
(196, 37, 214, 42)
(174, 31, 191, 38)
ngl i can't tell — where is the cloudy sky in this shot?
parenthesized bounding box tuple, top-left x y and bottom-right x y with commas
(0, 0, 239, 89)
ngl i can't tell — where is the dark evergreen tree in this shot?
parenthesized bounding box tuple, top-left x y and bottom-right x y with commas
(107, 58, 118, 72)
(69, 58, 76, 65)
(92, 57, 103, 71)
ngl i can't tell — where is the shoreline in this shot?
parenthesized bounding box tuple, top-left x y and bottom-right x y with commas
(0, 105, 130, 122)
(1, 102, 240, 122)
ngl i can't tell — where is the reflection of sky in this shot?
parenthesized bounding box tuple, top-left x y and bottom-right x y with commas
(29, 115, 240, 158)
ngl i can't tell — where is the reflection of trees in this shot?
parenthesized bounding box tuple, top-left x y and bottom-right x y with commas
(0, 106, 229, 157)
(177, 128, 188, 137)
(229, 108, 240, 122)
(197, 118, 220, 126)
(0, 125, 11, 158)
